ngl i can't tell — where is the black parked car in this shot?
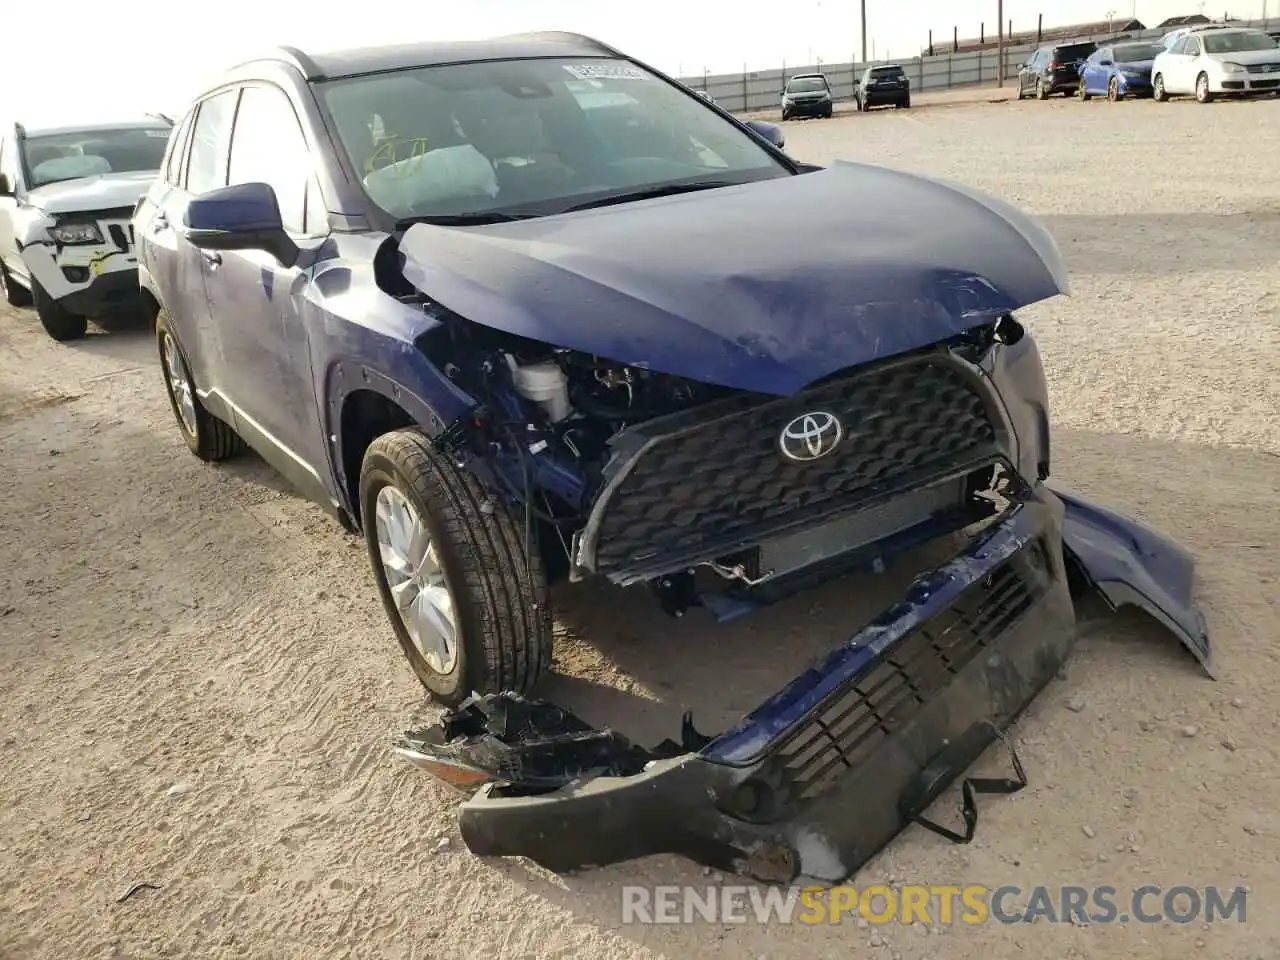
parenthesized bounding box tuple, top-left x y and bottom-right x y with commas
(1017, 40, 1099, 98)
(780, 73, 833, 119)
(855, 64, 911, 110)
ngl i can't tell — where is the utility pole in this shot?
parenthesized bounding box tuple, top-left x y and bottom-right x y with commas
(997, 0, 1005, 87)
(860, 0, 868, 63)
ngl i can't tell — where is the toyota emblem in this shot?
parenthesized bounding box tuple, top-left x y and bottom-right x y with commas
(779, 411, 844, 462)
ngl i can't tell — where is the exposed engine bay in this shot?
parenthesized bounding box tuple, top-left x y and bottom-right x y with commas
(412, 296, 1014, 617)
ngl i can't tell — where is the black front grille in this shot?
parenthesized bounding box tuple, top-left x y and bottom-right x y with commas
(1245, 62, 1280, 74)
(1251, 77, 1280, 88)
(768, 548, 1043, 801)
(588, 355, 997, 577)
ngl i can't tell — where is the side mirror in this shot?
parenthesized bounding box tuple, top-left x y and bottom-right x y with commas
(183, 181, 298, 268)
(745, 120, 786, 150)
(0, 173, 12, 197)
(1100, 60, 1113, 66)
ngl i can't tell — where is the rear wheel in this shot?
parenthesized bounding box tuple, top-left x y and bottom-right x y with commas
(1079, 79, 1092, 101)
(31, 278, 87, 341)
(1153, 74, 1168, 101)
(360, 429, 553, 706)
(156, 309, 242, 461)
(1195, 72, 1213, 103)
(0, 259, 33, 307)
(1108, 77, 1123, 102)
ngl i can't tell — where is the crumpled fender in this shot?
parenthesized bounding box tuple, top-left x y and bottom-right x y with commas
(1048, 481, 1212, 677)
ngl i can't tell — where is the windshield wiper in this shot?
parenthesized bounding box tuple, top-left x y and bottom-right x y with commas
(558, 180, 739, 213)
(398, 211, 537, 227)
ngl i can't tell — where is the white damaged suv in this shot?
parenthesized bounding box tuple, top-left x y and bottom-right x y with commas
(0, 118, 171, 340)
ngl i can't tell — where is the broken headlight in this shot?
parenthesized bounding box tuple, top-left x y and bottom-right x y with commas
(49, 222, 103, 244)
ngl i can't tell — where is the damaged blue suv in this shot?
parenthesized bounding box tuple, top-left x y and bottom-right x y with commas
(134, 32, 1210, 885)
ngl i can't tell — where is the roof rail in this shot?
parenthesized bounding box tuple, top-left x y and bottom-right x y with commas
(226, 45, 324, 80)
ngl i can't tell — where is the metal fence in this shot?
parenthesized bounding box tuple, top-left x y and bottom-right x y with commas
(678, 17, 1277, 114)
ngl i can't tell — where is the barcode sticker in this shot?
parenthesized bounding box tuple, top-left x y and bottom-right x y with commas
(563, 63, 649, 81)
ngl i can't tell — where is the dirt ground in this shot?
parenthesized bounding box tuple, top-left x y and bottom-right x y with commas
(2, 93, 1279, 960)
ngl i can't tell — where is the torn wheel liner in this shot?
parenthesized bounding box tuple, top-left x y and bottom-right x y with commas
(395, 483, 1210, 884)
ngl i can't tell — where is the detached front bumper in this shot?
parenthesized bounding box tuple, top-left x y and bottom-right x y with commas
(22, 241, 140, 315)
(399, 482, 1209, 883)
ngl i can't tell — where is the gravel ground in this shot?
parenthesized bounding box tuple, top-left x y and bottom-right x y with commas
(2, 93, 1278, 960)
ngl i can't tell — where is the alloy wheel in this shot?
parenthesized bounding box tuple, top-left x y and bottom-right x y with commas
(161, 332, 197, 437)
(374, 485, 459, 675)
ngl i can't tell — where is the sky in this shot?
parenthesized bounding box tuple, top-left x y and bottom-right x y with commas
(1, 0, 1267, 125)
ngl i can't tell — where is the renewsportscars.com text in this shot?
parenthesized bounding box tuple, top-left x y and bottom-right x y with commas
(620, 884, 1248, 926)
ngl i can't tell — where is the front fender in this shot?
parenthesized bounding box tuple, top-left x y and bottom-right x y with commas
(1048, 481, 1212, 676)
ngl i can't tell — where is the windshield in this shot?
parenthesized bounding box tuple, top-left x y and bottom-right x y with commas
(787, 77, 830, 92)
(1113, 42, 1163, 61)
(1203, 30, 1277, 53)
(23, 127, 169, 188)
(319, 57, 787, 222)
(870, 67, 905, 77)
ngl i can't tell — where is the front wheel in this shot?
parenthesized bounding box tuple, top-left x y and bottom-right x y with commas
(1195, 72, 1213, 103)
(1036, 78, 1049, 100)
(1153, 74, 1168, 101)
(31, 279, 86, 341)
(360, 429, 553, 706)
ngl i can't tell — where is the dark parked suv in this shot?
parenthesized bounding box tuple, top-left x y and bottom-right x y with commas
(780, 73, 834, 119)
(854, 64, 911, 110)
(132, 36, 1209, 880)
(1017, 40, 1099, 98)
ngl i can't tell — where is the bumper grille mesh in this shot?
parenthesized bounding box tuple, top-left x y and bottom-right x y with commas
(770, 548, 1042, 801)
(591, 356, 996, 577)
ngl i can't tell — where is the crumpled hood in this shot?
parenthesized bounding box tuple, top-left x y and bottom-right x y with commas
(27, 170, 156, 215)
(399, 161, 1070, 395)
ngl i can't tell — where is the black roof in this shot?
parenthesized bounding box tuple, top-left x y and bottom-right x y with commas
(235, 32, 621, 82)
(1158, 14, 1212, 27)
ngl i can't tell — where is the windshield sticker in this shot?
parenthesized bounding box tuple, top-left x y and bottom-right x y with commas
(563, 63, 649, 81)
(145, 130, 170, 137)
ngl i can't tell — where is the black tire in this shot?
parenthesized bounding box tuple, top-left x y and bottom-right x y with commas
(1108, 77, 1123, 102)
(1153, 74, 1168, 102)
(1036, 78, 1049, 100)
(1080, 79, 1092, 101)
(781, 110, 791, 121)
(360, 429, 553, 706)
(31, 278, 87, 341)
(155, 308, 242, 461)
(0, 259, 33, 307)
(901, 97, 910, 109)
(1195, 72, 1213, 104)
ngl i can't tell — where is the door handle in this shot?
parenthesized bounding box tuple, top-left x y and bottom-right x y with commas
(200, 250, 222, 267)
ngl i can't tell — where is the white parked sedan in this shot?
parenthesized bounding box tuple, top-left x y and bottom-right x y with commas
(1151, 27, 1280, 102)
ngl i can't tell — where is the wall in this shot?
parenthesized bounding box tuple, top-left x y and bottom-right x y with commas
(678, 18, 1277, 113)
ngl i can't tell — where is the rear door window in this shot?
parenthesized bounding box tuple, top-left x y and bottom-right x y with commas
(185, 89, 239, 195)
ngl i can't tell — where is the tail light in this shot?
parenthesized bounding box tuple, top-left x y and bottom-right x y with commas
(1048, 60, 1064, 69)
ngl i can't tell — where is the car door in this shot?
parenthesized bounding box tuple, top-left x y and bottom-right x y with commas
(136, 107, 194, 327)
(1165, 36, 1195, 92)
(151, 89, 239, 395)
(202, 81, 330, 499)
(1179, 35, 1204, 92)
(1081, 49, 1104, 94)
